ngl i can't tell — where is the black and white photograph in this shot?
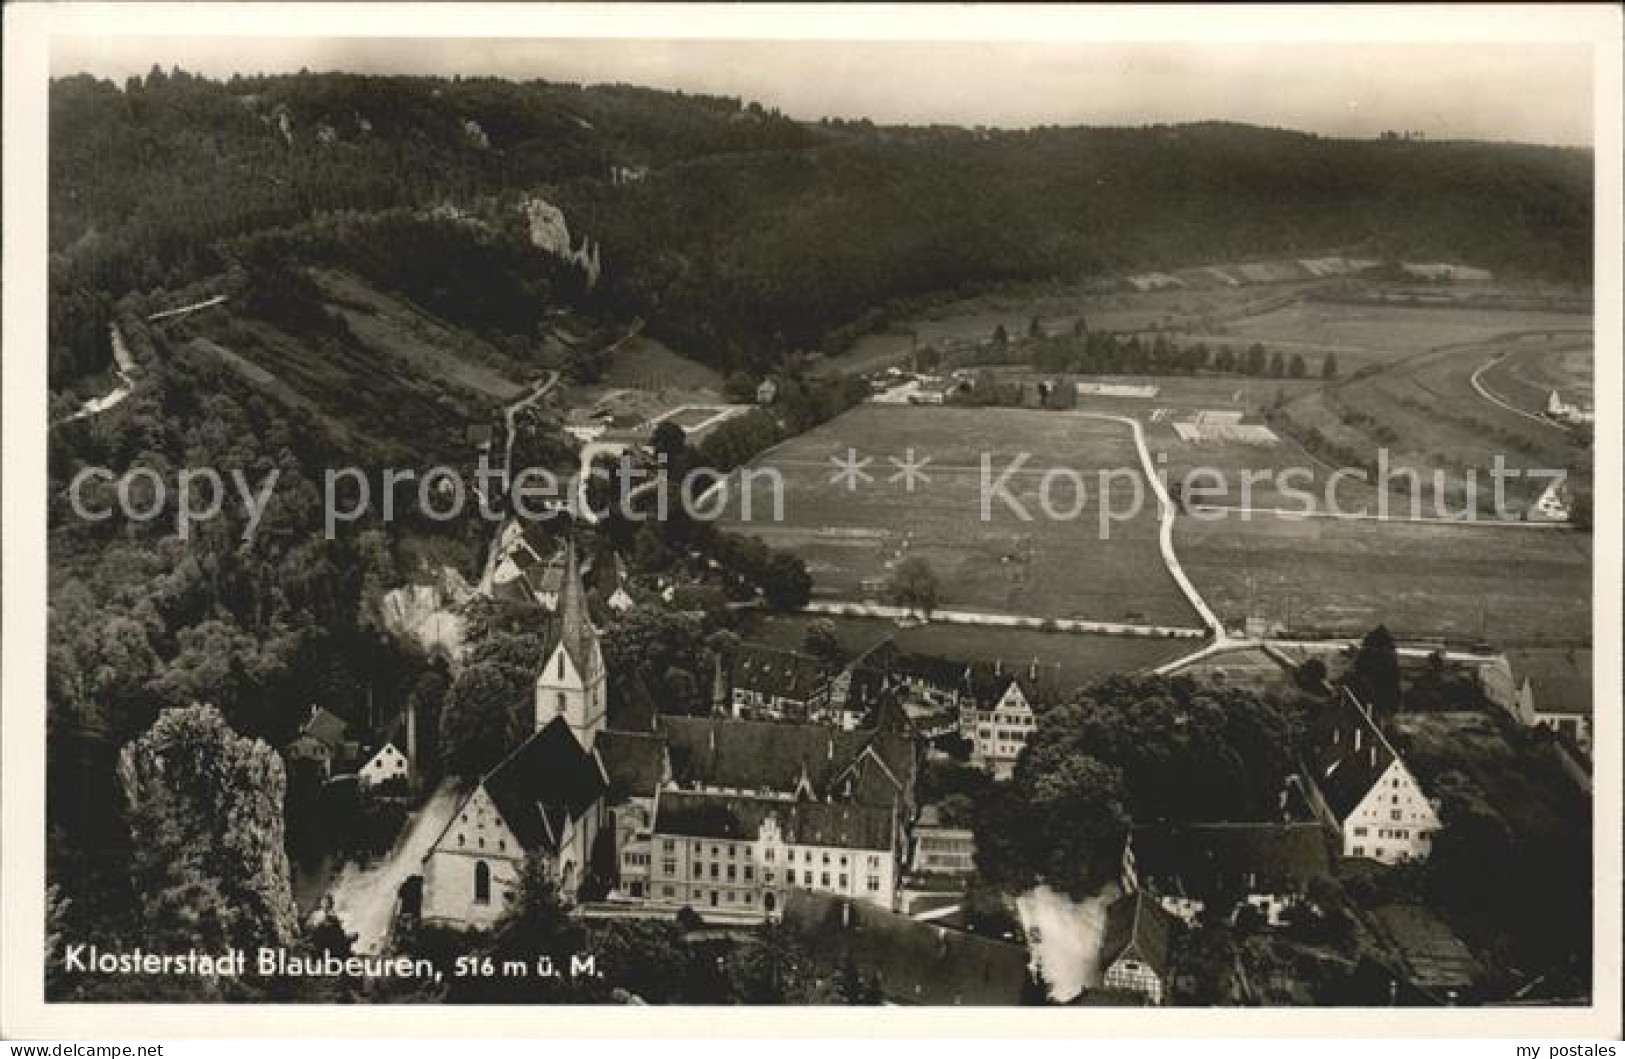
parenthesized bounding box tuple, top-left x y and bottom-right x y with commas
(2, 1, 1620, 1043)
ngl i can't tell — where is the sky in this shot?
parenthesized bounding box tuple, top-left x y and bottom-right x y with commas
(50, 30, 1598, 146)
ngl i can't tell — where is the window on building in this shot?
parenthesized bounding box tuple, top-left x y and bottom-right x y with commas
(1391, 810, 1402, 821)
(727, 865, 737, 881)
(1353, 827, 1367, 837)
(744, 866, 754, 882)
(803, 870, 812, 886)
(838, 874, 847, 888)
(867, 876, 880, 892)
(710, 863, 719, 879)
(474, 861, 491, 905)
(821, 872, 830, 887)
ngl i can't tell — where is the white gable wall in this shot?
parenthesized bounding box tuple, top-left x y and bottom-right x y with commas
(1342, 760, 1440, 863)
(970, 682, 1036, 778)
(421, 785, 528, 927)
(358, 743, 410, 788)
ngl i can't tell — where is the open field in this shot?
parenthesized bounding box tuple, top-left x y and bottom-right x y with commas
(1220, 300, 1590, 375)
(739, 612, 1193, 692)
(1276, 329, 1593, 513)
(720, 404, 1197, 626)
(1176, 514, 1591, 644)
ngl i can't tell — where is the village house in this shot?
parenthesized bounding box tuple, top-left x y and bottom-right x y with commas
(282, 706, 357, 783)
(1545, 388, 1595, 426)
(1100, 890, 1177, 1005)
(1299, 688, 1442, 864)
(728, 643, 833, 721)
(356, 704, 417, 791)
(963, 669, 1041, 779)
(1121, 823, 1333, 927)
(1479, 650, 1593, 757)
(756, 378, 778, 404)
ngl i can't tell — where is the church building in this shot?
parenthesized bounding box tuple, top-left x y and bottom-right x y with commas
(420, 540, 611, 928)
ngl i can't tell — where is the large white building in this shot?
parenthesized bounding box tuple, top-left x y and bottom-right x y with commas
(647, 792, 897, 915)
(1301, 688, 1441, 864)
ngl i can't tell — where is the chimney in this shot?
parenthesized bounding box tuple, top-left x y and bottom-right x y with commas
(406, 694, 418, 779)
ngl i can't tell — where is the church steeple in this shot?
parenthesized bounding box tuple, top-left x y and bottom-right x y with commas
(535, 537, 607, 748)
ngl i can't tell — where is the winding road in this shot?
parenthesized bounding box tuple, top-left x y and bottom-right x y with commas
(1468, 354, 1571, 432)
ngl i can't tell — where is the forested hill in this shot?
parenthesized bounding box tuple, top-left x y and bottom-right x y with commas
(51, 69, 1592, 380)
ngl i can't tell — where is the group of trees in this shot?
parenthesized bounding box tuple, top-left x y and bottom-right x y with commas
(961, 321, 1332, 384)
(972, 675, 1307, 898)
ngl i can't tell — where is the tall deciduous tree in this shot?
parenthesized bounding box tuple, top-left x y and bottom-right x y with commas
(885, 557, 940, 616)
(1348, 624, 1403, 715)
(439, 663, 529, 775)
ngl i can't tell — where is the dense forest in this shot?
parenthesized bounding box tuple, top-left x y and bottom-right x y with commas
(50, 68, 1593, 387)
